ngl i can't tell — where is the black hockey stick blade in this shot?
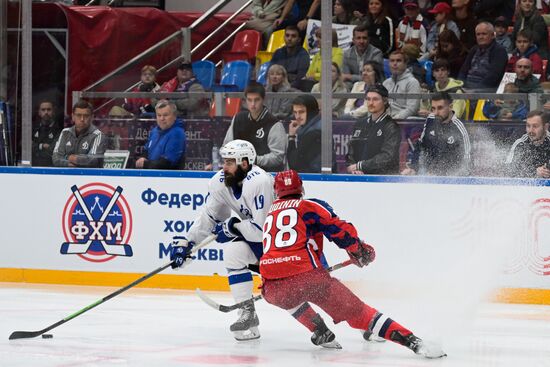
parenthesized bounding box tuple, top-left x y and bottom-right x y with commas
(196, 259, 354, 313)
(9, 234, 216, 340)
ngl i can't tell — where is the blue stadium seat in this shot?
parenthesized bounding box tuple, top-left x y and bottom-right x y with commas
(213, 60, 252, 92)
(256, 62, 271, 86)
(383, 58, 391, 79)
(420, 60, 434, 87)
(192, 60, 215, 90)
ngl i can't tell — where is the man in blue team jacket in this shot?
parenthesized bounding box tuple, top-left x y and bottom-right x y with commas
(136, 99, 186, 169)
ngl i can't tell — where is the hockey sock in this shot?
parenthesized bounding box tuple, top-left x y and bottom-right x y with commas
(227, 268, 254, 303)
(369, 313, 413, 344)
(289, 302, 318, 332)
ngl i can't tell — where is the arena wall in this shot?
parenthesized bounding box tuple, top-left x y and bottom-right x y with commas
(0, 167, 549, 305)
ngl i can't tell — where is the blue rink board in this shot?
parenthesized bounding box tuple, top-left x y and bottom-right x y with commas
(0, 166, 549, 187)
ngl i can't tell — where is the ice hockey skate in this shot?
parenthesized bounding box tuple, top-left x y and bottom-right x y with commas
(230, 300, 260, 341)
(362, 330, 386, 343)
(310, 315, 342, 349)
(391, 331, 447, 359)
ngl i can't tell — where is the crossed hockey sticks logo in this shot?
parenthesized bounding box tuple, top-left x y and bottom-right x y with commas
(60, 185, 133, 257)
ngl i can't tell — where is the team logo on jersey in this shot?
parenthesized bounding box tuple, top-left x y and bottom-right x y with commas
(353, 130, 361, 138)
(256, 128, 265, 139)
(60, 183, 133, 263)
(66, 141, 72, 146)
(377, 129, 382, 136)
(82, 141, 89, 150)
(430, 130, 435, 136)
(447, 136, 455, 144)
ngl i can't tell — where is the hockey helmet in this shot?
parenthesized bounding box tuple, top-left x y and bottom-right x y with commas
(274, 169, 303, 198)
(219, 139, 256, 165)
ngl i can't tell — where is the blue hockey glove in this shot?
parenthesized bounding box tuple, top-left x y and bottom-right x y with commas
(170, 236, 194, 269)
(212, 217, 241, 243)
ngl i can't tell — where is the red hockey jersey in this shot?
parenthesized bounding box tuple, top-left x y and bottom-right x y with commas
(260, 198, 360, 280)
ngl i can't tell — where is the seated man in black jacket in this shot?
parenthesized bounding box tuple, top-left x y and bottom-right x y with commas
(505, 110, 550, 178)
(345, 84, 401, 175)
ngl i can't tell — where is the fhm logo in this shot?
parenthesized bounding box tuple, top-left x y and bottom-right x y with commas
(61, 183, 133, 262)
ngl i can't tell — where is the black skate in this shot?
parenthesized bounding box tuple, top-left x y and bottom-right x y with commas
(390, 331, 447, 359)
(230, 300, 260, 341)
(361, 330, 386, 343)
(310, 314, 342, 349)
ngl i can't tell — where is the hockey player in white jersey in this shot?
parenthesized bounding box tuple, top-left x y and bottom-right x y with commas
(170, 140, 272, 341)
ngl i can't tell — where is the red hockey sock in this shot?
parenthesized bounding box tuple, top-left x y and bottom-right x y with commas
(291, 302, 318, 332)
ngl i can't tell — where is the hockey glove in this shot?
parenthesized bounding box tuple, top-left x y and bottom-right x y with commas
(170, 236, 195, 269)
(213, 217, 241, 243)
(346, 241, 376, 268)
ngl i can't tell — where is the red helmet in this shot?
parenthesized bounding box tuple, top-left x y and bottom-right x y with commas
(274, 170, 303, 198)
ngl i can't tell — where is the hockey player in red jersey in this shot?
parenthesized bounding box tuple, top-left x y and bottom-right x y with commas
(260, 169, 446, 358)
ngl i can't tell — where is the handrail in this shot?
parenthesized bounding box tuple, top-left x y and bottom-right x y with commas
(202, 23, 247, 66)
(82, 29, 183, 92)
(192, 0, 253, 56)
(190, 0, 233, 30)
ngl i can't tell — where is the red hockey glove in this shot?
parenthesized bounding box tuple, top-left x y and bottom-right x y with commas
(346, 241, 376, 268)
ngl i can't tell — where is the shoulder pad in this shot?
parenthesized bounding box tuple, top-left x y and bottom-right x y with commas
(306, 198, 337, 217)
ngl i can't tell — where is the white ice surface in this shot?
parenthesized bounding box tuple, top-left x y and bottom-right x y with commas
(2, 283, 550, 367)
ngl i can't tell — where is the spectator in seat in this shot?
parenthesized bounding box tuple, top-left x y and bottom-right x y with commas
(345, 84, 401, 175)
(32, 100, 60, 167)
(342, 24, 384, 90)
(451, 0, 477, 50)
(122, 65, 160, 116)
(333, 0, 362, 24)
(311, 62, 348, 118)
(382, 50, 422, 120)
(287, 94, 335, 173)
(472, 0, 515, 23)
(418, 59, 466, 119)
(513, 57, 543, 93)
(356, 0, 395, 57)
(245, 0, 287, 47)
(223, 82, 286, 172)
(507, 29, 543, 75)
(483, 83, 528, 120)
(135, 100, 186, 170)
(505, 110, 550, 178)
(426, 2, 461, 59)
(396, 0, 429, 56)
(270, 25, 311, 89)
(512, 0, 548, 59)
(273, 0, 321, 33)
(52, 100, 106, 168)
(402, 91, 471, 176)
(156, 61, 209, 118)
(344, 61, 385, 119)
(494, 16, 513, 53)
(458, 21, 508, 91)
(433, 29, 468, 78)
(306, 28, 344, 82)
(264, 64, 297, 121)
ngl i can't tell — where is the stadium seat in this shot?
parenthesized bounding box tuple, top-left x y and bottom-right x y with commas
(383, 58, 391, 78)
(420, 60, 434, 87)
(192, 60, 215, 90)
(209, 97, 242, 117)
(213, 60, 252, 92)
(221, 30, 261, 65)
(256, 62, 271, 85)
(267, 29, 285, 52)
(256, 50, 273, 65)
(473, 100, 489, 121)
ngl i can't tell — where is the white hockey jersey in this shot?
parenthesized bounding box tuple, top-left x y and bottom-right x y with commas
(187, 165, 275, 244)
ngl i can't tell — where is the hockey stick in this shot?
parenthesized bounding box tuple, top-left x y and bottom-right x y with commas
(196, 259, 353, 313)
(9, 234, 216, 340)
(60, 185, 132, 256)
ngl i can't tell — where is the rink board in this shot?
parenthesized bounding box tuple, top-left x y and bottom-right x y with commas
(0, 167, 549, 304)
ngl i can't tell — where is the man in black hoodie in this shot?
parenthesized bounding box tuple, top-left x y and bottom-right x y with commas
(345, 84, 401, 175)
(287, 94, 331, 173)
